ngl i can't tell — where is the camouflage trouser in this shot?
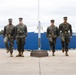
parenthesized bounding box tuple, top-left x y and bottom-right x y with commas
(16, 38, 25, 53)
(60, 33, 70, 52)
(4, 37, 14, 54)
(61, 36, 70, 52)
(49, 38, 56, 53)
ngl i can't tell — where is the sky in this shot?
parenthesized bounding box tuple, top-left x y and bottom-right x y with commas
(0, 0, 76, 32)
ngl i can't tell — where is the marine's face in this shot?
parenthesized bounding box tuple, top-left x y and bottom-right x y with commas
(9, 21, 12, 25)
(51, 22, 54, 25)
(64, 19, 67, 23)
(19, 20, 23, 24)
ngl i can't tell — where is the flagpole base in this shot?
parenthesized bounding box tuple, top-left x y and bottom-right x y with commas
(30, 50, 48, 57)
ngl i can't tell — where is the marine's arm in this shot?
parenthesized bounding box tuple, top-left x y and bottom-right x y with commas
(46, 27, 50, 37)
(3, 26, 6, 38)
(56, 27, 59, 37)
(69, 24, 72, 37)
(24, 25, 27, 37)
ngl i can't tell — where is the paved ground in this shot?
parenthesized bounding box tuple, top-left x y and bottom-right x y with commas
(0, 49, 76, 75)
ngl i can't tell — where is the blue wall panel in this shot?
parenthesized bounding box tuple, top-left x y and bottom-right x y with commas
(0, 32, 76, 50)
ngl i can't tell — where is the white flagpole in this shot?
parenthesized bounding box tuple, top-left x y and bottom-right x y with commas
(30, 0, 48, 57)
(38, 0, 41, 50)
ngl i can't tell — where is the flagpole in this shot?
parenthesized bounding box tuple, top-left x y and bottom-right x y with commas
(38, 0, 41, 50)
(38, 0, 39, 22)
(30, 0, 48, 57)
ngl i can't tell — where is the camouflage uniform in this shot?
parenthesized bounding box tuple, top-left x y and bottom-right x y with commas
(3, 19, 15, 57)
(59, 23, 72, 53)
(47, 20, 59, 56)
(15, 20, 27, 57)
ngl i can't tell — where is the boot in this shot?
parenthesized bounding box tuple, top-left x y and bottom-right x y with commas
(7, 49, 9, 53)
(10, 53, 13, 57)
(52, 52, 55, 56)
(16, 52, 21, 57)
(62, 48, 65, 53)
(65, 51, 69, 56)
(21, 52, 24, 57)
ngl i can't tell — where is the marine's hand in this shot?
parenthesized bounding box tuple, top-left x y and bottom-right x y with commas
(70, 36, 72, 38)
(58, 36, 60, 38)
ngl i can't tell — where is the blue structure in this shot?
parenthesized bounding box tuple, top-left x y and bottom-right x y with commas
(0, 32, 76, 50)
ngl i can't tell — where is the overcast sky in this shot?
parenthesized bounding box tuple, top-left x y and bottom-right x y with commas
(0, 0, 76, 32)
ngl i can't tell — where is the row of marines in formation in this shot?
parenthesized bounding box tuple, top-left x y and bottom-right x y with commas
(3, 17, 72, 57)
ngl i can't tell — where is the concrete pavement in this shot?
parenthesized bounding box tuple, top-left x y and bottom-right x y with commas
(0, 49, 76, 75)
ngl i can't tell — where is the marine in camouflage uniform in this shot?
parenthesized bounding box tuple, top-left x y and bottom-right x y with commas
(3, 18, 15, 57)
(15, 18, 27, 57)
(59, 17, 72, 56)
(47, 20, 59, 56)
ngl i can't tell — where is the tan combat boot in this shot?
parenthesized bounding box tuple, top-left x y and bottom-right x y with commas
(7, 49, 9, 53)
(52, 52, 55, 56)
(65, 51, 69, 56)
(16, 53, 21, 57)
(10, 53, 13, 57)
(21, 52, 24, 57)
(62, 48, 65, 53)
